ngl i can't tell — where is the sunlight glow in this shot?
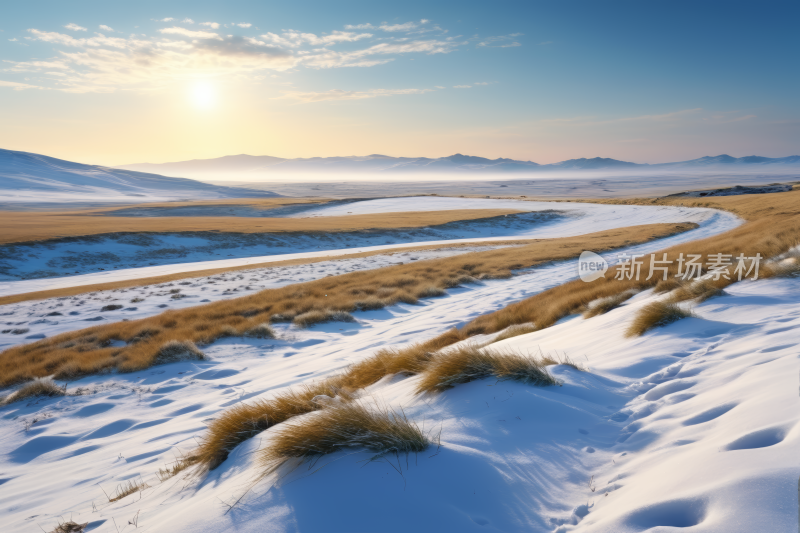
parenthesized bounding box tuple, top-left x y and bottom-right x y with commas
(191, 82, 216, 109)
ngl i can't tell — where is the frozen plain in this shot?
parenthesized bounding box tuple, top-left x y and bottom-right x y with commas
(1, 198, 797, 532)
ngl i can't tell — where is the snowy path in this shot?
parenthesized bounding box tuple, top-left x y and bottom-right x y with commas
(0, 197, 731, 293)
(1, 200, 774, 533)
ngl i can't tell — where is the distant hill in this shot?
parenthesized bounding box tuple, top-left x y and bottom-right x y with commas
(118, 152, 800, 178)
(660, 154, 800, 167)
(0, 149, 280, 204)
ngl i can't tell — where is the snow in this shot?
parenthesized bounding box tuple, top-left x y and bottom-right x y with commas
(0, 245, 513, 350)
(1, 199, 795, 533)
(0, 197, 738, 286)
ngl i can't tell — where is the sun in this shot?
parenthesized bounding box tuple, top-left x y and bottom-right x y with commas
(190, 81, 216, 109)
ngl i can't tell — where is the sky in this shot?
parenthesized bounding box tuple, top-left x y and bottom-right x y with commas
(1, 0, 798, 166)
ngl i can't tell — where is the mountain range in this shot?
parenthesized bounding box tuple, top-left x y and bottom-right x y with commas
(117, 153, 800, 176)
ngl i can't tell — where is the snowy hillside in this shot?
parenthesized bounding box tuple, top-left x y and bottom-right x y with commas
(0, 149, 279, 205)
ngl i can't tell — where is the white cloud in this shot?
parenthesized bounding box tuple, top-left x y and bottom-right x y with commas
(421, 19, 430, 24)
(182, 18, 194, 24)
(0, 79, 43, 90)
(453, 85, 471, 88)
(25, 29, 129, 48)
(237, 23, 252, 28)
(345, 23, 375, 30)
(477, 34, 523, 48)
(158, 27, 222, 40)
(158, 18, 174, 22)
(11, 21, 467, 93)
(280, 87, 433, 102)
(380, 22, 418, 32)
(200, 22, 220, 29)
(434, 85, 445, 89)
(8, 38, 17, 42)
(64, 23, 87, 32)
(99, 25, 115, 32)
(260, 30, 372, 48)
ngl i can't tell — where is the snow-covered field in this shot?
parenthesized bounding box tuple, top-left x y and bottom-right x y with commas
(0, 245, 513, 349)
(2, 198, 795, 533)
(0, 197, 734, 286)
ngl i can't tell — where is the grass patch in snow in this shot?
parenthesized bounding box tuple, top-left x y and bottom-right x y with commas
(153, 340, 207, 365)
(1, 378, 65, 406)
(293, 309, 356, 328)
(156, 455, 199, 481)
(583, 290, 638, 318)
(415, 345, 561, 394)
(626, 302, 696, 337)
(668, 279, 727, 303)
(260, 401, 428, 468)
(196, 380, 354, 471)
(49, 520, 88, 533)
(106, 478, 149, 502)
(244, 323, 276, 338)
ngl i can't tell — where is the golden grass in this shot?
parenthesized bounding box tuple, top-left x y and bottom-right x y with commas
(415, 345, 560, 394)
(244, 323, 276, 339)
(259, 402, 429, 469)
(0, 223, 691, 387)
(196, 379, 353, 470)
(668, 279, 727, 303)
(626, 302, 696, 337)
(107, 478, 149, 502)
(156, 455, 199, 482)
(582, 290, 638, 318)
(0, 208, 522, 245)
(1, 378, 65, 406)
(293, 309, 356, 328)
(491, 324, 538, 343)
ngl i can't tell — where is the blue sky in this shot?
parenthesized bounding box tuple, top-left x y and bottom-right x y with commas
(1, 0, 798, 165)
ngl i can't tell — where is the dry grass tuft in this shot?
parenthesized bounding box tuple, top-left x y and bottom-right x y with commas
(653, 278, 683, 294)
(259, 401, 428, 468)
(153, 340, 207, 365)
(107, 478, 148, 502)
(491, 324, 538, 344)
(416, 286, 446, 298)
(195, 379, 351, 470)
(626, 302, 696, 337)
(764, 248, 800, 278)
(342, 343, 434, 390)
(1, 378, 65, 406)
(668, 279, 727, 303)
(244, 323, 276, 339)
(293, 309, 356, 328)
(49, 521, 88, 533)
(415, 345, 560, 394)
(156, 455, 198, 481)
(583, 290, 638, 318)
